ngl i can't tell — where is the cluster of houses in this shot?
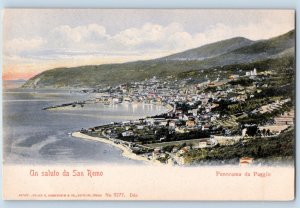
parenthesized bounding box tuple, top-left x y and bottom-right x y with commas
(82, 69, 294, 165)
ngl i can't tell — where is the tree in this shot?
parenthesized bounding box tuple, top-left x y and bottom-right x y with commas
(155, 128, 169, 140)
(257, 146, 262, 157)
(246, 126, 258, 137)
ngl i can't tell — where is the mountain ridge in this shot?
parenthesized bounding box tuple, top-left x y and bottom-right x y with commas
(162, 37, 253, 61)
(23, 29, 295, 89)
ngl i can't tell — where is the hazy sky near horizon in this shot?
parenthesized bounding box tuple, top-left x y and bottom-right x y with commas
(3, 9, 295, 80)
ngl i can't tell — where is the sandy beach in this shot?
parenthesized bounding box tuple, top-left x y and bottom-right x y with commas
(72, 132, 162, 165)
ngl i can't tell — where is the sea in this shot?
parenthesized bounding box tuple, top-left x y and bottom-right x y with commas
(3, 81, 167, 165)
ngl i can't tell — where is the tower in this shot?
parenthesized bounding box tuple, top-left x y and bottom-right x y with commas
(253, 68, 257, 76)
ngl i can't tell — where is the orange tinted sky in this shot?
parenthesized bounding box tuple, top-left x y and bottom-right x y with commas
(2, 52, 172, 80)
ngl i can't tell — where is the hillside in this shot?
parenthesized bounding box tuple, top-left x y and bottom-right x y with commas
(23, 30, 295, 89)
(178, 30, 295, 69)
(162, 37, 253, 61)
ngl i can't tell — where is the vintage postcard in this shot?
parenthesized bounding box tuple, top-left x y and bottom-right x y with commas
(2, 9, 295, 200)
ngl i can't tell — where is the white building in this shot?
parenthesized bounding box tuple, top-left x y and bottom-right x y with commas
(242, 128, 247, 137)
(122, 131, 134, 137)
(253, 68, 257, 75)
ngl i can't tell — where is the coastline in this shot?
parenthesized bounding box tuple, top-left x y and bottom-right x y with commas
(164, 103, 174, 113)
(69, 102, 173, 165)
(63, 101, 174, 165)
(72, 132, 163, 165)
(45, 101, 173, 112)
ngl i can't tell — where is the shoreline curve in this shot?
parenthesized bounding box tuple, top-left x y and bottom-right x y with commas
(72, 132, 162, 165)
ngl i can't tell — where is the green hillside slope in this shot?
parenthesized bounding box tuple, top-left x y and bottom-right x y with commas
(23, 30, 294, 88)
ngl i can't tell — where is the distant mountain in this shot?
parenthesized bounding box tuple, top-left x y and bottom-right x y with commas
(4, 79, 27, 82)
(179, 29, 295, 69)
(162, 37, 253, 61)
(23, 30, 295, 89)
(233, 30, 294, 55)
(3, 79, 27, 89)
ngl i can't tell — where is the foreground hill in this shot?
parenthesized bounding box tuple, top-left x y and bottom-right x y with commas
(23, 30, 295, 88)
